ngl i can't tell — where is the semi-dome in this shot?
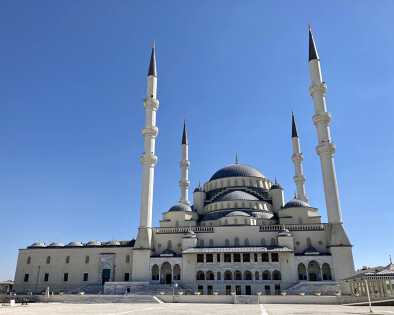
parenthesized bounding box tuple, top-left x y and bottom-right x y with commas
(168, 203, 192, 212)
(225, 211, 250, 217)
(210, 164, 264, 181)
(219, 190, 259, 201)
(48, 242, 64, 247)
(30, 241, 46, 248)
(66, 241, 83, 247)
(283, 199, 310, 209)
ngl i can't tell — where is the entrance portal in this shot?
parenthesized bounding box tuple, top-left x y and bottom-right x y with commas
(102, 268, 111, 285)
(160, 262, 172, 284)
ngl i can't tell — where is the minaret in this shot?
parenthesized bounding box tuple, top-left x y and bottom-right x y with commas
(135, 44, 159, 249)
(291, 113, 308, 203)
(308, 27, 342, 224)
(179, 121, 190, 205)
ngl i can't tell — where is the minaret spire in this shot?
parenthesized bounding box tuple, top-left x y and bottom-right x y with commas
(235, 153, 239, 164)
(179, 121, 190, 205)
(135, 45, 160, 249)
(291, 112, 308, 203)
(308, 26, 319, 62)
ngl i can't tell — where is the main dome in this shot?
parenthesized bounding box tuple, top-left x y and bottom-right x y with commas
(210, 164, 264, 181)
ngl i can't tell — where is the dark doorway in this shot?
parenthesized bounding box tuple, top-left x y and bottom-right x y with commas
(264, 285, 271, 295)
(235, 285, 241, 295)
(165, 274, 172, 284)
(245, 285, 251, 295)
(102, 269, 111, 285)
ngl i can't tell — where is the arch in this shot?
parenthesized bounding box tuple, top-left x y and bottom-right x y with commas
(298, 263, 307, 280)
(209, 239, 214, 247)
(160, 262, 172, 284)
(234, 237, 240, 246)
(262, 270, 271, 280)
(322, 263, 332, 280)
(234, 270, 242, 280)
(196, 270, 205, 281)
(151, 264, 159, 281)
(225, 239, 230, 246)
(255, 271, 260, 280)
(244, 238, 250, 246)
(173, 264, 181, 281)
(206, 271, 215, 281)
(308, 260, 321, 281)
(272, 270, 281, 280)
(224, 270, 232, 281)
(244, 270, 252, 280)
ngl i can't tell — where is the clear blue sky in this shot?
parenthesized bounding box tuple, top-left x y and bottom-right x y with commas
(1, 1, 393, 280)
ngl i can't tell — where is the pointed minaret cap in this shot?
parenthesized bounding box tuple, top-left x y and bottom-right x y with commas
(148, 42, 157, 77)
(291, 112, 298, 138)
(182, 121, 188, 145)
(235, 153, 239, 164)
(308, 26, 319, 61)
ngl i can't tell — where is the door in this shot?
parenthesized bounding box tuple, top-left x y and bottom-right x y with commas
(102, 269, 111, 285)
(165, 273, 172, 284)
(245, 285, 251, 295)
(235, 285, 241, 295)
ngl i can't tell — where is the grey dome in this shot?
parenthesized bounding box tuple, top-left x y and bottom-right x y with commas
(283, 199, 310, 209)
(219, 190, 259, 201)
(168, 203, 192, 212)
(30, 241, 46, 248)
(104, 240, 121, 246)
(86, 241, 101, 246)
(225, 211, 250, 217)
(210, 164, 264, 181)
(48, 242, 64, 247)
(66, 241, 83, 247)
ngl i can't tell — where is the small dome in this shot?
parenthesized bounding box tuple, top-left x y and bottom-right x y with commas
(210, 164, 264, 181)
(48, 242, 64, 247)
(225, 211, 250, 217)
(66, 241, 83, 247)
(30, 241, 46, 248)
(168, 203, 192, 212)
(104, 240, 120, 246)
(86, 240, 101, 246)
(219, 190, 259, 201)
(283, 199, 310, 209)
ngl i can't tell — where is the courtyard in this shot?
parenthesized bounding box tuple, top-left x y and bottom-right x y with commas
(0, 303, 394, 315)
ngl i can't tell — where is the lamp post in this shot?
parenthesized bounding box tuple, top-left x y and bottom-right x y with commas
(173, 283, 178, 303)
(257, 291, 262, 304)
(364, 278, 373, 313)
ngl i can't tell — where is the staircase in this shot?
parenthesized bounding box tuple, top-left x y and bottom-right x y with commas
(285, 281, 340, 295)
(104, 282, 186, 295)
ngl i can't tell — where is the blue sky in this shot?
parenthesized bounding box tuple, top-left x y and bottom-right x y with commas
(1, 1, 393, 280)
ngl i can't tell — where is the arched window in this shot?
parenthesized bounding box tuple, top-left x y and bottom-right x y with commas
(234, 270, 242, 280)
(225, 239, 230, 246)
(199, 239, 205, 247)
(209, 239, 214, 247)
(26, 256, 31, 264)
(173, 264, 181, 281)
(261, 238, 266, 246)
(272, 270, 281, 280)
(271, 238, 277, 246)
(152, 264, 159, 281)
(224, 270, 232, 280)
(125, 254, 130, 263)
(322, 263, 332, 281)
(167, 240, 172, 250)
(298, 263, 307, 280)
(244, 238, 250, 246)
(206, 271, 215, 281)
(196, 271, 205, 281)
(46, 256, 51, 264)
(262, 270, 271, 280)
(308, 260, 321, 281)
(306, 237, 312, 248)
(234, 237, 240, 246)
(217, 272, 221, 280)
(244, 271, 252, 280)
(255, 271, 260, 280)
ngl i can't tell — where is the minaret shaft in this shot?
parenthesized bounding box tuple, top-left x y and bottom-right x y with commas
(179, 123, 190, 204)
(291, 133, 308, 203)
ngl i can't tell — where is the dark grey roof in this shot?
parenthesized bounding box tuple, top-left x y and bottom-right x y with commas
(168, 203, 192, 212)
(292, 112, 298, 138)
(219, 190, 259, 201)
(303, 245, 320, 255)
(308, 27, 319, 61)
(148, 45, 157, 77)
(283, 199, 310, 209)
(182, 121, 188, 145)
(210, 164, 264, 181)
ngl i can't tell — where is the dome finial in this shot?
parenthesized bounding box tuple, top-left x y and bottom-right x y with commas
(235, 152, 239, 164)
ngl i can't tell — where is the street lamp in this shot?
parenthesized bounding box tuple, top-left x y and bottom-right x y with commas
(257, 291, 262, 304)
(172, 283, 178, 303)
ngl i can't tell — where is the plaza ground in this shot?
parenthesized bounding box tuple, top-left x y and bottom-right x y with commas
(1, 303, 394, 315)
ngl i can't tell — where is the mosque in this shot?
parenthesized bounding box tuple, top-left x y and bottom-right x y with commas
(13, 28, 355, 296)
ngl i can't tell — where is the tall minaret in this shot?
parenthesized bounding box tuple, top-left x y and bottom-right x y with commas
(179, 121, 190, 205)
(291, 113, 308, 203)
(308, 27, 342, 224)
(135, 44, 159, 249)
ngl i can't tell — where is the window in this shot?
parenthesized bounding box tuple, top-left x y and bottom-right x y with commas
(85, 256, 90, 264)
(271, 238, 277, 246)
(217, 272, 221, 280)
(26, 256, 31, 265)
(245, 285, 252, 295)
(224, 253, 232, 263)
(63, 273, 69, 282)
(197, 285, 204, 294)
(262, 253, 269, 262)
(234, 270, 242, 280)
(243, 253, 250, 262)
(24, 274, 29, 282)
(234, 237, 240, 246)
(65, 256, 70, 264)
(46, 256, 51, 264)
(275, 284, 281, 295)
(225, 285, 232, 295)
(196, 271, 205, 281)
(83, 273, 88, 281)
(216, 254, 220, 263)
(124, 273, 130, 281)
(197, 254, 204, 263)
(262, 270, 271, 280)
(224, 270, 232, 280)
(206, 271, 215, 280)
(209, 239, 214, 247)
(126, 255, 130, 263)
(233, 253, 241, 262)
(152, 265, 159, 281)
(207, 285, 213, 295)
(206, 254, 213, 263)
(254, 253, 258, 262)
(273, 270, 281, 280)
(244, 271, 252, 280)
(255, 271, 260, 280)
(271, 253, 279, 262)
(244, 238, 250, 246)
(265, 285, 271, 295)
(44, 273, 49, 282)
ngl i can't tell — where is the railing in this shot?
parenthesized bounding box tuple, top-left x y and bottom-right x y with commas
(259, 224, 327, 232)
(153, 226, 215, 234)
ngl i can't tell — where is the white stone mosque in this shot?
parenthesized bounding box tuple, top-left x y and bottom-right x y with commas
(14, 28, 355, 296)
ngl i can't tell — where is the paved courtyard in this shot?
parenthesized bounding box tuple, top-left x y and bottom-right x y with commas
(0, 303, 394, 315)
